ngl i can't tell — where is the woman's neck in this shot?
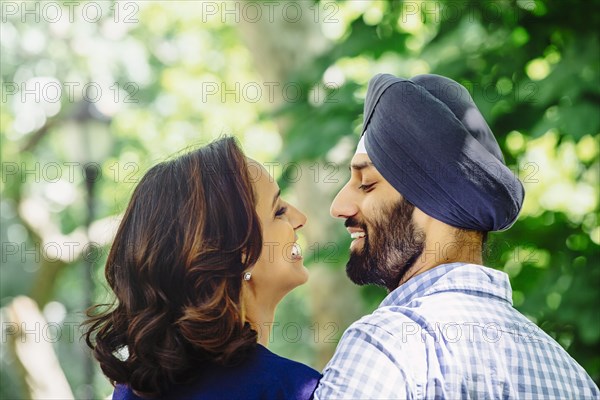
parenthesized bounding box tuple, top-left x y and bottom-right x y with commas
(246, 303, 276, 347)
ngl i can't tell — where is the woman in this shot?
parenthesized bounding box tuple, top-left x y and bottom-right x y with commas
(83, 137, 321, 399)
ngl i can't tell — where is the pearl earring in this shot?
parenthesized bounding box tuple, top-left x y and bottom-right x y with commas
(243, 272, 252, 281)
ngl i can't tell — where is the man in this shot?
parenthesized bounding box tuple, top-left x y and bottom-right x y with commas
(313, 74, 599, 399)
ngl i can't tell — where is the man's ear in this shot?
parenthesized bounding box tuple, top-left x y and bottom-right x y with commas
(411, 206, 431, 230)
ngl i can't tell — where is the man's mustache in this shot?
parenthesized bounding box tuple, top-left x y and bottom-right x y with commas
(345, 217, 368, 231)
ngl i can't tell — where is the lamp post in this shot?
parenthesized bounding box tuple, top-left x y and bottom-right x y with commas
(64, 99, 112, 399)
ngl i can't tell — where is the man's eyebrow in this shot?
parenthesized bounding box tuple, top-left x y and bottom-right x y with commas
(349, 161, 374, 171)
(272, 189, 281, 209)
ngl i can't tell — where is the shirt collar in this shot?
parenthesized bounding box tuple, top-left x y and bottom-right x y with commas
(379, 262, 513, 308)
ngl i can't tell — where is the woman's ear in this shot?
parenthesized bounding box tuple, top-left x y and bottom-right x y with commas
(240, 251, 255, 281)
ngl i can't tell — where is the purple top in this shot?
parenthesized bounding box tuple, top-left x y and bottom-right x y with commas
(112, 344, 321, 400)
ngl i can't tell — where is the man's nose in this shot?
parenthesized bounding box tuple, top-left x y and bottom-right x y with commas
(330, 183, 358, 219)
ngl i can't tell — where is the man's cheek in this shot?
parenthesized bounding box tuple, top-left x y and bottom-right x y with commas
(361, 204, 378, 229)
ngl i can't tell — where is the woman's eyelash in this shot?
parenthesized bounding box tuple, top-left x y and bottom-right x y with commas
(275, 206, 288, 217)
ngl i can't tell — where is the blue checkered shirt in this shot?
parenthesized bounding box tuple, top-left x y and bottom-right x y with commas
(314, 263, 599, 399)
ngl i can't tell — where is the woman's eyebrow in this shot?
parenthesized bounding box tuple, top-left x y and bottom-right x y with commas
(271, 189, 281, 210)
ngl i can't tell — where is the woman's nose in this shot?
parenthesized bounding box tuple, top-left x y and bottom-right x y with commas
(291, 205, 307, 230)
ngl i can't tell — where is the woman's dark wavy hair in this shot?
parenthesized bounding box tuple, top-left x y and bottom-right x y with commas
(83, 137, 262, 398)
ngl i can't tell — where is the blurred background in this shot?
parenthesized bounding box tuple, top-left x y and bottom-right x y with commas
(1, 0, 598, 398)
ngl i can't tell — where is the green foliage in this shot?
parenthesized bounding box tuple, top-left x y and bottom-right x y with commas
(274, 0, 600, 382)
(1, 1, 598, 397)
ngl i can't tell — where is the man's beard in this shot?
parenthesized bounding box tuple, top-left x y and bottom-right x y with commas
(345, 198, 426, 292)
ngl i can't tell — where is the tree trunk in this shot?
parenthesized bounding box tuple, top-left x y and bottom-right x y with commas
(5, 296, 75, 399)
(235, 3, 364, 369)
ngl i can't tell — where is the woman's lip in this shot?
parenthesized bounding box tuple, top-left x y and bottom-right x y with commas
(291, 242, 302, 261)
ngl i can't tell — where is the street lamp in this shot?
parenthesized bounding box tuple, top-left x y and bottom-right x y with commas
(62, 99, 112, 400)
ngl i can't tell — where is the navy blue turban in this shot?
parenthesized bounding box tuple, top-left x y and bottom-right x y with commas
(360, 73, 524, 232)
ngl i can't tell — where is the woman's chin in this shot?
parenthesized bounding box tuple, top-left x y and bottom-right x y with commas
(297, 265, 310, 285)
(283, 265, 310, 292)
